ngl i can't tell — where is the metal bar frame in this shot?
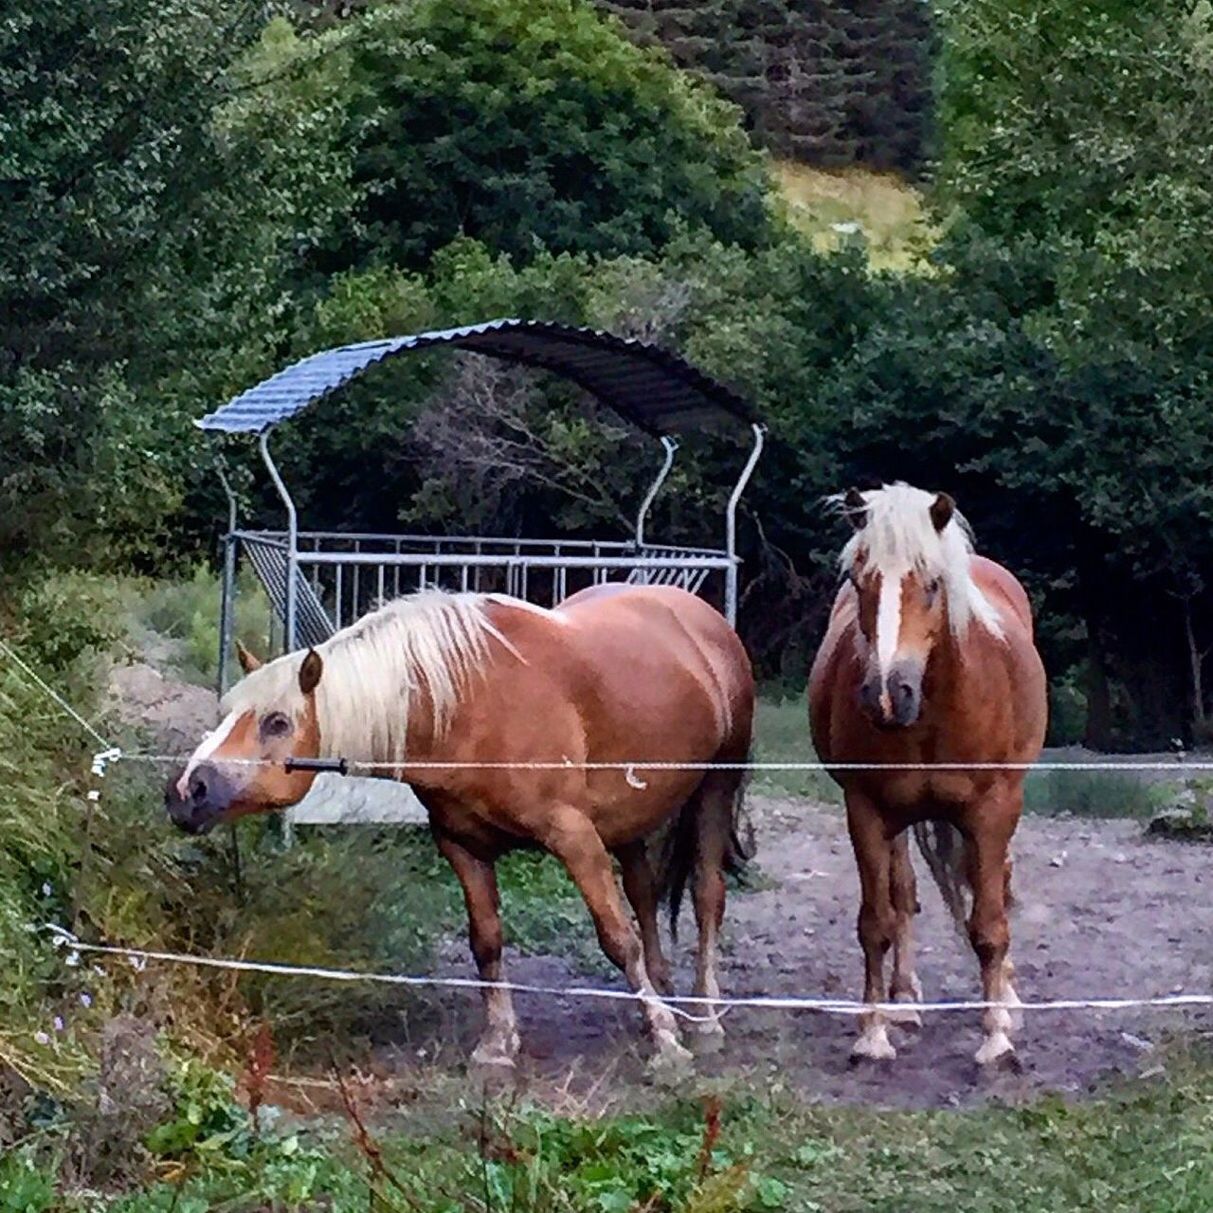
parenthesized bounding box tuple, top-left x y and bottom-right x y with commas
(295, 551, 734, 572)
(259, 430, 298, 653)
(256, 430, 299, 846)
(635, 436, 678, 548)
(231, 529, 729, 560)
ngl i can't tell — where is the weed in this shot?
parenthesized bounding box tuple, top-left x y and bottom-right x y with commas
(136, 564, 273, 687)
(23, 1055, 1213, 1212)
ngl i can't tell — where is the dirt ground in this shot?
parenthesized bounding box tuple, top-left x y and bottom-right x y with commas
(363, 794, 1213, 1112)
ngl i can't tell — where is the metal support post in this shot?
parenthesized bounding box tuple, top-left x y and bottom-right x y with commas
(724, 424, 765, 626)
(635, 436, 679, 548)
(216, 464, 239, 698)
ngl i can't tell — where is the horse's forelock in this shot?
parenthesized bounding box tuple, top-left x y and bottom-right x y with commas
(834, 483, 1004, 640)
(220, 654, 308, 723)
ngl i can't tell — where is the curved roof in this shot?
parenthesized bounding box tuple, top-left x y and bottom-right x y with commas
(195, 318, 757, 438)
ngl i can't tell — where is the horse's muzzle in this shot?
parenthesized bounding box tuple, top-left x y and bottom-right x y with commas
(860, 664, 922, 729)
(164, 763, 233, 835)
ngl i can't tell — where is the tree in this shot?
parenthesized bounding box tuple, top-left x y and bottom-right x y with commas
(926, 1, 1213, 741)
(595, 0, 935, 172)
(0, 1, 355, 564)
(245, 0, 773, 274)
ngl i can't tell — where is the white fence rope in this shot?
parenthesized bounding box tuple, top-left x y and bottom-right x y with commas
(36, 925, 1213, 1022)
(119, 753, 1209, 774)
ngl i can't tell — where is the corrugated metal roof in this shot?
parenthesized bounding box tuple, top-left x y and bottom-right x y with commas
(196, 318, 757, 437)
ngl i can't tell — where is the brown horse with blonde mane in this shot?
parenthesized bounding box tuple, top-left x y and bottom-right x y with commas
(165, 583, 754, 1068)
(809, 483, 1046, 1069)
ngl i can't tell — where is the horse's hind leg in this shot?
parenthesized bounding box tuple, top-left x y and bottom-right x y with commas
(616, 840, 674, 996)
(687, 773, 738, 1051)
(542, 805, 689, 1066)
(435, 833, 519, 1069)
(886, 832, 923, 1029)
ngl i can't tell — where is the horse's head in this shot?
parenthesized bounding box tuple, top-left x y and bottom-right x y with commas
(838, 484, 960, 730)
(165, 642, 325, 834)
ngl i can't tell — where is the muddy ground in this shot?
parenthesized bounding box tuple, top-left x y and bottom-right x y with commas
(355, 794, 1213, 1112)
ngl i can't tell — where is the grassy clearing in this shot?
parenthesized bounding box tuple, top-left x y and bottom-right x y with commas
(750, 696, 1186, 822)
(772, 160, 935, 273)
(11, 1043, 1213, 1211)
(750, 697, 840, 805)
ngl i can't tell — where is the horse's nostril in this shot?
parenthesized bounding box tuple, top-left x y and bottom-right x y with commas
(191, 777, 208, 803)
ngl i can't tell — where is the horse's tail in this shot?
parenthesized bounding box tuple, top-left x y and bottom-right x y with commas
(655, 762, 754, 941)
(912, 821, 1016, 939)
(913, 821, 966, 935)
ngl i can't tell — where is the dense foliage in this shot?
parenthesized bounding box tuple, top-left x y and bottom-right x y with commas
(5, 0, 1213, 746)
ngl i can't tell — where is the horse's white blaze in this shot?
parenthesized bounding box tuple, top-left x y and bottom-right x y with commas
(176, 710, 239, 798)
(833, 483, 1005, 643)
(875, 570, 904, 682)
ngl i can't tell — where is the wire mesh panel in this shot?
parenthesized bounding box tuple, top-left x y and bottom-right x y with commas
(235, 531, 736, 643)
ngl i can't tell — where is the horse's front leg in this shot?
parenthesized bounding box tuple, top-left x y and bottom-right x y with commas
(434, 833, 519, 1068)
(846, 792, 898, 1062)
(886, 831, 923, 1028)
(964, 798, 1021, 1069)
(543, 806, 690, 1066)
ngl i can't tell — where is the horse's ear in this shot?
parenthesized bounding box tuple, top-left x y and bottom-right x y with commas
(299, 649, 324, 696)
(930, 492, 956, 533)
(235, 640, 263, 674)
(843, 487, 867, 529)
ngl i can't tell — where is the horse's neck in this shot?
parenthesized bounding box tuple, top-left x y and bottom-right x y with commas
(927, 614, 1000, 709)
(924, 617, 966, 703)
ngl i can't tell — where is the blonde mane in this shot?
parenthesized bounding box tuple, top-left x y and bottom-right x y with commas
(834, 483, 1005, 640)
(221, 590, 524, 764)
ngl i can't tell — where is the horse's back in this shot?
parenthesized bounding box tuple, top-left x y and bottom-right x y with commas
(557, 585, 754, 748)
(971, 555, 1034, 637)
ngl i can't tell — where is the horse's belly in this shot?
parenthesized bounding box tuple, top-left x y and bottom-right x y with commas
(585, 769, 706, 848)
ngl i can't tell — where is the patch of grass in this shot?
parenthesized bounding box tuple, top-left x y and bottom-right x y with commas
(1023, 769, 1164, 819)
(751, 697, 841, 804)
(498, 851, 604, 973)
(772, 160, 936, 273)
(19, 1047, 1213, 1212)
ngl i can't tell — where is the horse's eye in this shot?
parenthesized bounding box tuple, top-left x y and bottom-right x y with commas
(925, 578, 942, 601)
(261, 712, 292, 739)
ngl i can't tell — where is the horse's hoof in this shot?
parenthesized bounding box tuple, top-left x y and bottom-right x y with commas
(975, 1032, 1020, 1072)
(850, 1027, 897, 1066)
(648, 1032, 694, 1081)
(471, 1032, 520, 1072)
